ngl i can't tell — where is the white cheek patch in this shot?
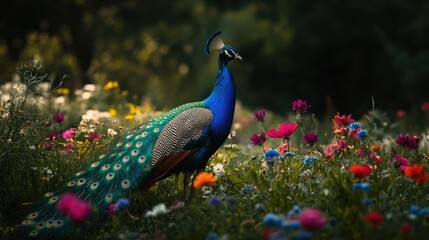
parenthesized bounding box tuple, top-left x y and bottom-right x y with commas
(224, 50, 233, 58)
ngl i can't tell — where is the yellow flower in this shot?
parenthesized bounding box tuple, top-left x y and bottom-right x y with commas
(125, 115, 135, 121)
(109, 108, 117, 117)
(56, 88, 70, 95)
(128, 103, 141, 115)
(103, 81, 119, 91)
(121, 90, 129, 96)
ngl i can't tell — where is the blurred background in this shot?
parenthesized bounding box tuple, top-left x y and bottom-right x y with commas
(1, 0, 428, 118)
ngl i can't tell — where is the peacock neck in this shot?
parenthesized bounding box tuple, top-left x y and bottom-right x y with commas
(204, 62, 236, 142)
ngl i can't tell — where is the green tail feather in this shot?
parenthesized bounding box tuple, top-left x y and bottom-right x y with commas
(18, 101, 207, 239)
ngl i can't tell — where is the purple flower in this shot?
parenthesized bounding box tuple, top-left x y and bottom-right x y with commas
(208, 195, 222, 207)
(253, 109, 266, 122)
(89, 132, 100, 142)
(303, 132, 318, 146)
(113, 198, 130, 212)
(292, 99, 310, 113)
(249, 132, 266, 145)
(396, 134, 420, 149)
(46, 131, 60, 141)
(52, 113, 65, 123)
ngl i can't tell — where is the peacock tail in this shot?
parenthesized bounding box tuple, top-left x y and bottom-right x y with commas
(17, 31, 241, 239)
(19, 101, 211, 238)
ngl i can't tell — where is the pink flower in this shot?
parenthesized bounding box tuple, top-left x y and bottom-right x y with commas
(277, 143, 298, 154)
(298, 208, 327, 230)
(63, 128, 76, 140)
(52, 113, 65, 123)
(267, 122, 297, 139)
(396, 110, 406, 118)
(335, 139, 348, 152)
(394, 155, 410, 171)
(396, 134, 420, 149)
(325, 144, 335, 161)
(57, 192, 91, 222)
(107, 203, 115, 216)
(370, 154, 382, 165)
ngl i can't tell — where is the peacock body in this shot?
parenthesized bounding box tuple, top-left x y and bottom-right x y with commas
(18, 31, 241, 239)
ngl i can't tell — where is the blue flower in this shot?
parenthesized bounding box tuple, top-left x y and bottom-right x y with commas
(264, 149, 280, 163)
(206, 232, 218, 240)
(281, 220, 300, 231)
(410, 205, 419, 215)
(353, 182, 371, 192)
(357, 129, 369, 139)
(208, 195, 222, 207)
(297, 231, 312, 240)
(287, 205, 302, 217)
(419, 207, 429, 216)
(263, 213, 282, 227)
(348, 122, 361, 130)
(114, 198, 130, 212)
(284, 151, 296, 157)
(362, 197, 373, 205)
(240, 184, 255, 194)
(303, 156, 318, 165)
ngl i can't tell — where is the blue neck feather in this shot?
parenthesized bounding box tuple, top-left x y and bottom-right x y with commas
(204, 61, 236, 142)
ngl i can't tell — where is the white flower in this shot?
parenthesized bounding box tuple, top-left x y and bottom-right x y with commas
(54, 96, 66, 105)
(107, 128, 117, 137)
(145, 203, 169, 217)
(82, 110, 111, 121)
(83, 84, 97, 92)
(213, 163, 225, 177)
(81, 92, 92, 100)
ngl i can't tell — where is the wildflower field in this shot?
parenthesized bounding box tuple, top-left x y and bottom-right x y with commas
(1, 62, 429, 240)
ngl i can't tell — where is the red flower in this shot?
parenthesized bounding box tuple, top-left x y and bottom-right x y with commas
(404, 164, 428, 184)
(365, 210, 384, 226)
(303, 132, 318, 146)
(421, 102, 429, 111)
(357, 148, 366, 158)
(349, 164, 372, 178)
(266, 122, 297, 139)
(334, 114, 355, 128)
(396, 110, 406, 117)
(57, 192, 91, 222)
(400, 223, 413, 235)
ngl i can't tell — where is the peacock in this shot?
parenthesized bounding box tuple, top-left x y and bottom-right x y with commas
(17, 31, 241, 239)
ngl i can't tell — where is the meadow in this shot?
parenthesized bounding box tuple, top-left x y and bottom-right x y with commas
(1, 62, 429, 239)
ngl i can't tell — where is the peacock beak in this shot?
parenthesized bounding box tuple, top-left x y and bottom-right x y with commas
(234, 53, 242, 61)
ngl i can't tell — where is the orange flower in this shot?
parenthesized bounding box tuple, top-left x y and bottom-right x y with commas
(193, 172, 217, 188)
(370, 144, 381, 152)
(349, 164, 372, 178)
(404, 164, 428, 184)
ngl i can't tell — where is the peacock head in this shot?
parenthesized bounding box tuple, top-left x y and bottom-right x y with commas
(205, 31, 242, 64)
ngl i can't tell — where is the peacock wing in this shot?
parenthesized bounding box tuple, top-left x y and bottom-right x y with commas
(148, 107, 214, 187)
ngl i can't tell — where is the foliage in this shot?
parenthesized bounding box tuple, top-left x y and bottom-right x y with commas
(1, 0, 429, 117)
(1, 64, 429, 239)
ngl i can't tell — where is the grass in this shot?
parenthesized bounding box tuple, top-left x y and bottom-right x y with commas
(1, 62, 429, 239)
